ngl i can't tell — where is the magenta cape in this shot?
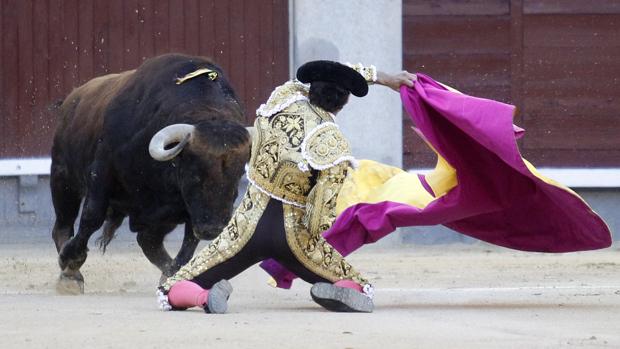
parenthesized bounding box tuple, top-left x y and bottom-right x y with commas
(260, 74, 612, 288)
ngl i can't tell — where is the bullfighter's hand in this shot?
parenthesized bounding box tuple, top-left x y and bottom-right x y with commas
(376, 70, 417, 92)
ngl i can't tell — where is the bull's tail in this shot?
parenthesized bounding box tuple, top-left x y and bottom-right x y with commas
(96, 211, 125, 253)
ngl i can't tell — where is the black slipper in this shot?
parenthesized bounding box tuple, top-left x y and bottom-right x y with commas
(204, 279, 233, 314)
(310, 282, 373, 313)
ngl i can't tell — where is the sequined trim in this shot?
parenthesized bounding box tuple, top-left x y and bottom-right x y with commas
(362, 284, 374, 299)
(256, 80, 310, 117)
(156, 288, 172, 311)
(345, 62, 377, 83)
(246, 174, 306, 208)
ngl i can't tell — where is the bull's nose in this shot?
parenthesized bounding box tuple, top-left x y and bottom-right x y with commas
(192, 223, 226, 240)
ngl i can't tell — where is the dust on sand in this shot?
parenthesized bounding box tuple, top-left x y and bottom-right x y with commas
(1, 241, 619, 348)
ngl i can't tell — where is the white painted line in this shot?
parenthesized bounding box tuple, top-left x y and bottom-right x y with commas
(537, 168, 620, 188)
(0, 157, 618, 189)
(408, 168, 620, 188)
(0, 158, 52, 176)
(379, 286, 620, 293)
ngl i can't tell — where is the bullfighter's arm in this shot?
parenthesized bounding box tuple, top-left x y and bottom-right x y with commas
(303, 162, 349, 234)
(346, 62, 417, 91)
(299, 122, 355, 235)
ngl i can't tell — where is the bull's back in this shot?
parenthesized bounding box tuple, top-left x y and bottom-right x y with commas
(52, 70, 135, 182)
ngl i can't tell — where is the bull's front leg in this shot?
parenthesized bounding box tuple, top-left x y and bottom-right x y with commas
(57, 160, 110, 295)
(136, 224, 177, 283)
(171, 223, 200, 271)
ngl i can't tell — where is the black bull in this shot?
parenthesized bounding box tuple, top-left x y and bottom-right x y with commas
(50, 53, 251, 294)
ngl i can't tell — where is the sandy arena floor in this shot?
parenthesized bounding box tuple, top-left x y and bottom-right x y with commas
(0, 239, 619, 349)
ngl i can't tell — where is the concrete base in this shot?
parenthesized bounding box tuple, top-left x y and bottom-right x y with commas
(0, 176, 617, 246)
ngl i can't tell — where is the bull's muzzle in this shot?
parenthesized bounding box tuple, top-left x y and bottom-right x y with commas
(192, 222, 226, 240)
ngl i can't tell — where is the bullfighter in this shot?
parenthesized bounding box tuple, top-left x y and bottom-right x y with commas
(156, 60, 415, 313)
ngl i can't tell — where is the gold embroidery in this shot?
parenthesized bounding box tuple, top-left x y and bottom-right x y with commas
(272, 113, 305, 147)
(304, 163, 348, 234)
(247, 101, 333, 206)
(283, 202, 367, 285)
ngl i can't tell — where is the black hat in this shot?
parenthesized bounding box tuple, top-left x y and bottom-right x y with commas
(296, 60, 368, 97)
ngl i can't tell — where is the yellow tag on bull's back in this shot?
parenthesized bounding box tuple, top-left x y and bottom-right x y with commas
(175, 68, 218, 84)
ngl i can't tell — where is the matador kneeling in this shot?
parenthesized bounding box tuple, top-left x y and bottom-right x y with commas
(156, 60, 416, 313)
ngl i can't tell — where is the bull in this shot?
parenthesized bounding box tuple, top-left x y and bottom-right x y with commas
(50, 53, 250, 294)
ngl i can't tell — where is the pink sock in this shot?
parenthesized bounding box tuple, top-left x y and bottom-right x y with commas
(335, 279, 363, 292)
(167, 280, 209, 308)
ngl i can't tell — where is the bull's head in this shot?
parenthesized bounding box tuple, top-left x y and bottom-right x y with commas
(149, 121, 252, 239)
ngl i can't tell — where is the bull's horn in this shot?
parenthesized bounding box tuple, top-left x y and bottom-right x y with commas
(149, 124, 196, 161)
(245, 126, 255, 140)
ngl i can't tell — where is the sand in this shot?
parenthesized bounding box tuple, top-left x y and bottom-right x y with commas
(1, 240, 619, 348)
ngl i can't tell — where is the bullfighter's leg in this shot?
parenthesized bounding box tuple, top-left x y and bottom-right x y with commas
(159, 185, 269, 306)
(135, 223, 176, 279)
(57, 159, 111, 294)
(280, 203, 374, 312)
(160, 191, 278, 313)
(183, 199, 289, 289)
(50, 161, 82, 253)
(165, 220, 267, 310)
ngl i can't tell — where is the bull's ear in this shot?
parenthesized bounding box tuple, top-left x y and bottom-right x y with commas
(149, 124, 196, 161)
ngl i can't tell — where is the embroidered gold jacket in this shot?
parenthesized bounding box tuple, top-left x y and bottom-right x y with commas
(247, 86, 348, 234)
(248, 64, 376, 234)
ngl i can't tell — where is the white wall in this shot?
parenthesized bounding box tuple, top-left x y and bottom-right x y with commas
(290, 0, 403, 167)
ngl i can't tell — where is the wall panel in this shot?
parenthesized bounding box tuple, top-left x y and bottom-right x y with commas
(403, 0, 620, 168)
(0, 0, 289, 158)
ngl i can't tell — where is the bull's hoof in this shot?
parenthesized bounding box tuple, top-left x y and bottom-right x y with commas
(58, 246, 88, 271)
(56, 271, 85, 295)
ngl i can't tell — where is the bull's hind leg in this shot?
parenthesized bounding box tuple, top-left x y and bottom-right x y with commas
(51, 162, 88, 294)
(58, 160, 111, 294)
(96, 208, 125, 253)
(50, 162, 82, 253)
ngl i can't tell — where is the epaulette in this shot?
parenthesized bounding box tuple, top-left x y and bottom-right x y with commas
(298, 122, 357, 171)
